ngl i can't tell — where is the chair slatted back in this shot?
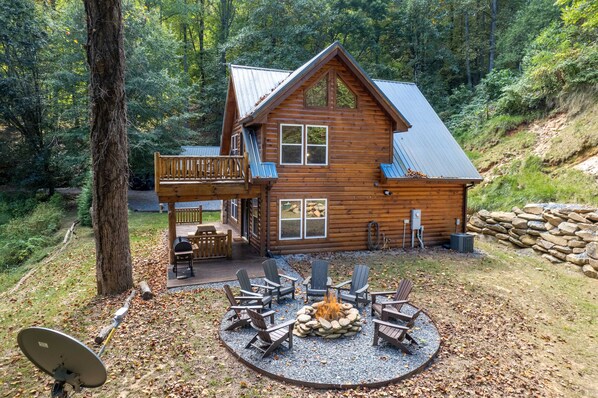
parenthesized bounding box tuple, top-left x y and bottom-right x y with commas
(223, 284, 241, 317)
(236, 269, 253, 293)
(311, 260, 329, 290)
(246, 309, 272, 343)
(350, 264, 369, 295)
(262, 259, 280, 285)
(394, 280, 413, 302)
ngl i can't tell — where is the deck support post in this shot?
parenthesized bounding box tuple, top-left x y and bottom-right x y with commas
(168, 202, 176, 264)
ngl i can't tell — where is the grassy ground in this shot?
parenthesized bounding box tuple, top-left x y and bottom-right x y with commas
(0, 213, 597, 397)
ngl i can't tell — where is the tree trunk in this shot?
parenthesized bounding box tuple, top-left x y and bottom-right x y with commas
(84, 0, 133, 295)
(198, 0, 205, 88)
(465, 12, 472, 89)
(489, 0, 497, 72)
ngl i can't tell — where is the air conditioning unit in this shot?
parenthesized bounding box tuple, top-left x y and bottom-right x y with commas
(450, 233, 474, 253)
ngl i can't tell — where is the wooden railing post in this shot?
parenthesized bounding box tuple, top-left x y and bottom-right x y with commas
(198, 205, 203, 225)
(154, 152, 160, 192)
(227, 229, 233, 259)
(243, 152, 249, 190)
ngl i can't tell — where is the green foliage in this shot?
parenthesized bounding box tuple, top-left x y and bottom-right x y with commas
(469, 156, 598, 211)
(0, 195, 64, 270)
(77, 173, 93, 227)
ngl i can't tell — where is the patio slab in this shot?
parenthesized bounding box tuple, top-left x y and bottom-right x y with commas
(219, 298, 440, 388)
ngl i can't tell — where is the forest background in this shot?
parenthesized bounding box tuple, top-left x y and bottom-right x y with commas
(0, 0, 596, 270)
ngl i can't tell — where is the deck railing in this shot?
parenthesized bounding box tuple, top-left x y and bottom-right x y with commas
(188, 230, 233, 260)
(175, 206, 203, 224)
(154, 153, 249, 185)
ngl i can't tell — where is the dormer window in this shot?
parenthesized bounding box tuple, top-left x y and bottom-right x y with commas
(336, 76, 357, 109)
(305, 75, 328, 108)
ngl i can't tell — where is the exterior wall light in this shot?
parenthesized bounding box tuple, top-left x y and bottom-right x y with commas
(383, 190, 393, 196)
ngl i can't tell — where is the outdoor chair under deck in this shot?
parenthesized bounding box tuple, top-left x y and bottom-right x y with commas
(245, 308, 296, 358)
(373, 319, 419, 355)
(262, 259, 297, 302)
(371, 279, 422, 327)
(334, 264, 370, 308)
(223, 285, 274, 331)
(302, 260, 332, 302)
(235, 269, 273, 308)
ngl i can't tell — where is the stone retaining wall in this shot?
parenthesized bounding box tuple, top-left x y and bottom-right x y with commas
(467, 203, 598, 279)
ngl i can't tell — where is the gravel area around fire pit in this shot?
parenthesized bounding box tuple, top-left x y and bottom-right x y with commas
(219, 297, 440, 388)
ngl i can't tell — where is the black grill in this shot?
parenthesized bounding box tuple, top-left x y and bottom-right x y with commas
(172, 237, 194, 277)
(173, 237, 193, 253)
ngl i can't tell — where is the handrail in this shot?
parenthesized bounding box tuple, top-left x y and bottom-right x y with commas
(155, 153, 249, 184)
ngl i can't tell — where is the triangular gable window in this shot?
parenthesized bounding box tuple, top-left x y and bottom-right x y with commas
(336, 76, 357, 109)
(305, 75, 328, 108)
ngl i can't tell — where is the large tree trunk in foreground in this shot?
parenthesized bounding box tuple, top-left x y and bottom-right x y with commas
(84, 0, 133, 295)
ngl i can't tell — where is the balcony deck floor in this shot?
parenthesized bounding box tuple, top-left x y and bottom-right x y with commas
(167, 222, 267, 288)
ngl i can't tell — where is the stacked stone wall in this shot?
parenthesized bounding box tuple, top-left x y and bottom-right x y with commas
(467, 203, 598, 279)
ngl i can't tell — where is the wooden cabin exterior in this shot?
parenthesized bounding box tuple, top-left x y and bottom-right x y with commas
(155, 42, 482, 260)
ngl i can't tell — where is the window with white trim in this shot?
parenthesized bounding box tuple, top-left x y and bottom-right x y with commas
(279, 200, 302, 240)
(280, 124, 303, 165)
(279, 199, 327, 240)
(230, 199, 238, 221)
(251, 198, 259, 236)
(280, 124, 328, 166)
(305, 199, 327, 238)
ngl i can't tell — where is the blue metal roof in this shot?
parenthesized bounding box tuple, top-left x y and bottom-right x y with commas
(242, 128, 278, 180)
(180, 146, 221, 156)
(375, 80, 482, 181)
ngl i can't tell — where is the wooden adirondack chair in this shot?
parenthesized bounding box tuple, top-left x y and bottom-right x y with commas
(262, 259, 297, 302)
(223, 284, 274, 331)
(235, 269, 274, 308)
(373, 319, 419, 355)
(302, 260, 332, 302)
(334, 264, 370, 308)
(371, 279, 421, 327)
(245, 309, 296, 358)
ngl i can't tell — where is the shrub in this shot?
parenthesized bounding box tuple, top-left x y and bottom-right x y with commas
(0, 197, 65, 270)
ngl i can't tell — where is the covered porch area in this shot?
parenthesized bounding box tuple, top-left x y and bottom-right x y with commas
(167, 221, 268, 288)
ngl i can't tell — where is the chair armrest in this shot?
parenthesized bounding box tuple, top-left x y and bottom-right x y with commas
(373, 319, 409, 330)
(355, 284, 369, 294)
(252, 283, 275, 291)
(263, 278, 281, 288)
(261, 310, 276, 317)
(302, 276, 312, 286)
(370, 291, 396, 297)
(240, 289, 262, 297)
(334, 280, 351, 289)
(266, 319, 296, 332)
(231, 305, 263, 310)
(280, 274, 298, 282)
(380, 300, 408, 306)
(235, 295, 262, 300)
(326, 277, 332, 287)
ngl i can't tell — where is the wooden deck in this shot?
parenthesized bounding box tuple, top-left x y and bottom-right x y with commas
(167, 222, 267, 288)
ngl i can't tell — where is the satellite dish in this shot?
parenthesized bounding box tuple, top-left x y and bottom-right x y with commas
(17, 327, 107, 396)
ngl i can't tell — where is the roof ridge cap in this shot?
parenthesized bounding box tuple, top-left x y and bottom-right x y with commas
(230, 64, 293, 73)
(373, 79, 417, 85)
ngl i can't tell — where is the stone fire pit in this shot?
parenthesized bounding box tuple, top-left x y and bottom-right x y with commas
(293, 294, 363, 338)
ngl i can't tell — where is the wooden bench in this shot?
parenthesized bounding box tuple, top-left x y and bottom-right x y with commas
(188, 229, 232, 260)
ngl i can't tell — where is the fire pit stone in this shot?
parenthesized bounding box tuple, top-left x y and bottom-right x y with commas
(293, 294, 363, 338)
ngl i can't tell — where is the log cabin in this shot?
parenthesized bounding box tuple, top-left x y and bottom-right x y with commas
(155, 42, 482, 260)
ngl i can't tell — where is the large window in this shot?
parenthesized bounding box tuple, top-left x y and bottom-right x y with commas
(306, 126, 327, 165)
(280, 124, 328, 166)
(279, 199, 327, 240)
(279, 200, 302, 240)
(280, 124, 303, 165)
(305, 75, 328, 108)
(230, 199, 238, 221)
(336, 76, 357, 109)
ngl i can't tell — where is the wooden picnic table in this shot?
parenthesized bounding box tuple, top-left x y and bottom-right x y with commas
(188, 224, 217, 237)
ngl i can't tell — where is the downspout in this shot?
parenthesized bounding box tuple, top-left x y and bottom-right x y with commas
(463, 183, 474, 233)
(266, 183, 272, 257)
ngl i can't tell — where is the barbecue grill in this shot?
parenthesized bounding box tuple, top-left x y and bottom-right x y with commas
(172, 237, 194, 277)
